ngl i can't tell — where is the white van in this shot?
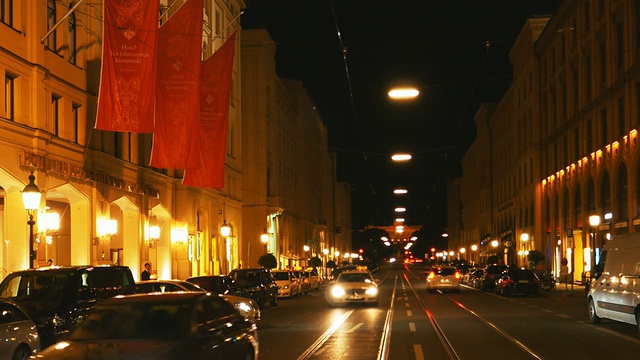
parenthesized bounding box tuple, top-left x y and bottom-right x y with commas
(587, 232, 640, 335)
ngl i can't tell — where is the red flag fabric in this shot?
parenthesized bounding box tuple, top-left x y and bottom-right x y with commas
(183, 32, 237, 189)
(95, 0, 158, 133)
(149, 0, 204, 169)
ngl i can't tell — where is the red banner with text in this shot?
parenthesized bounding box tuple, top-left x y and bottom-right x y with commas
(183, 32, 237, 189)
(95, 0, 158, 133)
(149, 0, 204, 169)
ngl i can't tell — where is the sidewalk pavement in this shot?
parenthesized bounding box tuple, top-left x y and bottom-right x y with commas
(544, 282, 587, 299)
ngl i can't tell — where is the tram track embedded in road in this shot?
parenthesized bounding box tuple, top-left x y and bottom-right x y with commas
(403, 269, 545, 360)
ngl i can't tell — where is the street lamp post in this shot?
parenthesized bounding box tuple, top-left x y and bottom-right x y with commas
(260, 229, 269, 254)
(588, 215, 601, 284)
(22, 173, 42, 269)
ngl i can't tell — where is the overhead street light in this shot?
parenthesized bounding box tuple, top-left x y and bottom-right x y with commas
(388, 87, 419, 99)
(391, 153, 412, 161)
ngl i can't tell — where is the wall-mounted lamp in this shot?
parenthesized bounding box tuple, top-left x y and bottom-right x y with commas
(172, 225, 189, 244)
(220, 220, 231, 237)
(98, 219, 118, 237)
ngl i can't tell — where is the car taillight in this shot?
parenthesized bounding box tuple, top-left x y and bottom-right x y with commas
(427, 271, 435, 279)
(454, 271, 461, 279)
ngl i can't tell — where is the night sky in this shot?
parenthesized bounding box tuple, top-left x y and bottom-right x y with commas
(241, 0, 562, 238)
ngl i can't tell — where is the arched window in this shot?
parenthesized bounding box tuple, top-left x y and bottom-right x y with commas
(600, 171, 611, 215)
(617, 164, 628, 222)
(47, 0, 57, 51)
(574, 184, 582, 228)
(587, 178, 596, 214)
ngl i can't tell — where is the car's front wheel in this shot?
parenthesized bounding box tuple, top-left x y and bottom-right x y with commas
(270, 293, 278, 307)
(12, 345, 31, 360)
(588, 298, 601, 324)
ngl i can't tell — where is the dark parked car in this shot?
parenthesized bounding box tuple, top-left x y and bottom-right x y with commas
(495, 267, 541, 297)
(480, 264, 508, 291)
(227, 268, 278, 309)
(0, 298, 40, 360)
(0, 265, 135, 348)
(33, 292, 259, 359)
(186, 275, 232, 294)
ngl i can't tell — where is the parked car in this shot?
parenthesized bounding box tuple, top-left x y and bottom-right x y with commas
(227, 268, 278, 309)
(0, 265, 135, 348)
(468, 269, 485, 289)
(588, 233, 640, 334)
(426, 266, 461, 293)
(480, 264, 508, 291)
(135, 280, 260, 322)
(0, 299, 40, 360)
(33, 292, 259, 359)
(327, 270, 378, 306)
(186, 275, 232, 294)
(299, 270, 320, 291)
(495, 267, 540, 297)
(293, 270, 311, 294)
(272, 270, 301, 298)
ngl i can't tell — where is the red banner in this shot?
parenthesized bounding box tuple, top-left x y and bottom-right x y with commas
(95, 0, 158, 133)
(183, 32, 237, 189)
(149, 0, 204, 169)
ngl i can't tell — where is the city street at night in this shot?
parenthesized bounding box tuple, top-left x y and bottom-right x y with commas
(257, 263, 640, 360)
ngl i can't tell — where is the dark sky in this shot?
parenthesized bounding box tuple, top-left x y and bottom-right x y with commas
(241, 0, 562, 234)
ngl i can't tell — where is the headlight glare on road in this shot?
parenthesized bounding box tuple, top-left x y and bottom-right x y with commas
(331, 286, 346, 298)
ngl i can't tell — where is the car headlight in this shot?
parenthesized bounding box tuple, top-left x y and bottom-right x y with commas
(365, 287, 378, 296)
(234, 301, 253, 315)
(283, 285, 289, 289)
(331, 286, 346, 298)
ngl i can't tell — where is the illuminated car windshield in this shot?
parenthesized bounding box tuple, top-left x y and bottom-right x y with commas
(337, 274, 372, 283)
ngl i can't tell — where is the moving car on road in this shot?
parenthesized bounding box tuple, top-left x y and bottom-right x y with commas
(426, 266, 461, 293)
(327, 270, 378, 306)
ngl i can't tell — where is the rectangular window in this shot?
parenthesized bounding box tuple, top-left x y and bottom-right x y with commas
(617, 98, 625, 138)
(68, 13, 77, 65)
(47, 0, 57, 51)
(616, 22, 624, 77)
(51, 94, 60, 136)
(1, 0, 13, 27)
(4, 73, 16, 121)
(574, 128, 580, 159)
(600, 109, 608, 147)
(587, 119, 593, 150)
(72, 103, 80, 143)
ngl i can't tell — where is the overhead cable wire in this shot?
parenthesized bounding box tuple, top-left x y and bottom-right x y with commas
(329, 0, 378, 218)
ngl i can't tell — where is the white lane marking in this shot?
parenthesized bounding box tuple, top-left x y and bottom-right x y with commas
(405, 302, 410, 307)
(347, 323, 364, 333)
(407, 310, 413, 317)
(404, 296, 409, 300)
(409, 322, 416, 332)
(296, 309, 354, 360)
(377, 275, 397, 360)
(414, 344, 424, 360)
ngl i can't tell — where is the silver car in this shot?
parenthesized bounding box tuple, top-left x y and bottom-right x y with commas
(0, 299, 40, 360)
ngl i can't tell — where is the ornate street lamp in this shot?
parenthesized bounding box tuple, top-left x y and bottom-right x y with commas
(588, 214, 601, 283)
(220, 219, 231, 237)
(22, 173, 42, 269)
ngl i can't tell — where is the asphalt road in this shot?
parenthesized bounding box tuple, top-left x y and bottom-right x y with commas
(256, 263, 640, 360)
